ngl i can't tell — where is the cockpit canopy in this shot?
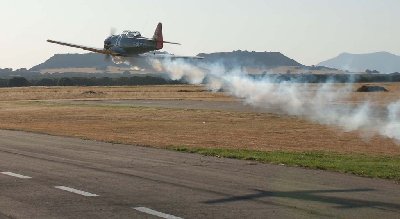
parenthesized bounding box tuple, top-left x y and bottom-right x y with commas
(122, 30, 141, 38)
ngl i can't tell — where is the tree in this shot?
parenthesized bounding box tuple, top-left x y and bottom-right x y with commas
(58, 77, 74, 86)
(8, 77, 30, 87)
(36, 78, 57, 86)
(365, 69, 380, 74)
(122, 70, 131, 76)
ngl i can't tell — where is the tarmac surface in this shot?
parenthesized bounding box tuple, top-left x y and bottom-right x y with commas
(0, 129, 399, 218)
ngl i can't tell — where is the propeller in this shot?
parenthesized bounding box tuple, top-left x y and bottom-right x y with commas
(104, 27, 116, 62)
(110, 27, 116, 37)
(104, 54, 111, 62)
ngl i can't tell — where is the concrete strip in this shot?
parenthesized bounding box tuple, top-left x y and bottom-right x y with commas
(1, 172, 32, 179)
(54, 186, 98, 197)
(133, 207, 183, 219)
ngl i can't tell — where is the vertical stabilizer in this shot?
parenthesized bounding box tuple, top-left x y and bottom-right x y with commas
(153, 22, 163, 50)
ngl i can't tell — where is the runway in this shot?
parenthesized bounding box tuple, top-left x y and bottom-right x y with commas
(0, 129, 399, 218)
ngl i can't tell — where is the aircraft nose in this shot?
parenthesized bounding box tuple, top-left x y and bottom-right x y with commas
(104, 40, 111, 49)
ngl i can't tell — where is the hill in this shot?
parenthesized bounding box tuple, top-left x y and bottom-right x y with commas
(30, 53, 121, 71)
(198, 50, 303, 68)
(31, 51, 303, 72)
(318, 52, 400, 73)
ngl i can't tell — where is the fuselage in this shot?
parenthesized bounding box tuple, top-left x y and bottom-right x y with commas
(104, 31, 159, 57)
(47, 23, 189, 59)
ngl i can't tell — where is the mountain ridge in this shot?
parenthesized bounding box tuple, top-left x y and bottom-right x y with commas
(30, 53, 121, 71)
(318, 51, 400, 73)
(30, 50, 303, 71)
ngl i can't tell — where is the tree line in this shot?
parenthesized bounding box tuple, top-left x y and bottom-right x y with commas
(0, 76, 183, 87)
(0, 73, 400, 88)
(254, 73, 400, 83)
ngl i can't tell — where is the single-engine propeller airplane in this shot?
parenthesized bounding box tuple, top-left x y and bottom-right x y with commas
(47, 22, 203, 61)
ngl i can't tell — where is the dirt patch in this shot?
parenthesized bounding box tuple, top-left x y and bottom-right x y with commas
(81, 90, 105, 95)
(356, 85, 389, 92)
(0, 85, 232, 101)
(177, 89, 207, 93)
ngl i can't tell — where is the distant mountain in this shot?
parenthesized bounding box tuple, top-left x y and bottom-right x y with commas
(31, 50, 303, 72)
(318, 52, 400, 73)
(198, 50, 303, 68)
(30, 53, 121, 71)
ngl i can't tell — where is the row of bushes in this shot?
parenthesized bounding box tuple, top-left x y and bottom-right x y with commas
(0, 76, 184, 87)
(1, 73, 400, 88)
(254, 73, 400, 83)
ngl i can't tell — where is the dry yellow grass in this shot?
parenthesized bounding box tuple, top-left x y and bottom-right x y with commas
(39, 66, 136, 74)
(333, 83, 400, 106)
(0, 83, 398, 104)
(0, 84, 399, 156)
(0, 85, 232, 101)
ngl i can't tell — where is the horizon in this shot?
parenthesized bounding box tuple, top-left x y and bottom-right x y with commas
(8, 50, 400, 71)
(1, 0, 400, 69)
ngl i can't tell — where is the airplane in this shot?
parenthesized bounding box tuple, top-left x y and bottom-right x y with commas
(47, 22, 203, 61)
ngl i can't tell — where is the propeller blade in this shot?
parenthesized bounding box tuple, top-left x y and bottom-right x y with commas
(110, 27, 116, 36)
(104, 54, 111, 62)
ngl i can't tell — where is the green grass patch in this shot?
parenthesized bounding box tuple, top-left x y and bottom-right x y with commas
(168, 146, 400, 181)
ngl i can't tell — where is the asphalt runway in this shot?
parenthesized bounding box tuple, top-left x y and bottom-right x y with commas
(0, 130, 399, 218)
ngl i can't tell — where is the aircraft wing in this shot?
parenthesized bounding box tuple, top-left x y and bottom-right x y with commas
(47, 39, 119, 56)
(139, 53, 204, 60)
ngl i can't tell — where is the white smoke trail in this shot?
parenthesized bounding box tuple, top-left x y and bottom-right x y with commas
(149, 58, 400, 142)
(381, 101, 400, 139)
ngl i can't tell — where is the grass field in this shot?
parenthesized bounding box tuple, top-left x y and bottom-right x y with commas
(0, 84, 399, 181)
(0, 85, 231, 101)
(170, 147, 400, 181)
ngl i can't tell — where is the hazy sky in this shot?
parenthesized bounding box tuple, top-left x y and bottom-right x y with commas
(1, 0, 400, 69)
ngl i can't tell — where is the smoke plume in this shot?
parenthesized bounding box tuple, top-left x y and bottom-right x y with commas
(148, 58, 400, 142)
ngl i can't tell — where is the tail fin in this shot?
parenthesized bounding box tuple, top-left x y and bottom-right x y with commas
(153, 22, 163, 50)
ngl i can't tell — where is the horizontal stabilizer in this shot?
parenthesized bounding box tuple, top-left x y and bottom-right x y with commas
(141, 37, 181, 46)
(163, 41, 181, 45)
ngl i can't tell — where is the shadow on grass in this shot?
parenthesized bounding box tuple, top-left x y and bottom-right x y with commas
(205, 188, 400, 210)
(169, 147, 400, 181)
